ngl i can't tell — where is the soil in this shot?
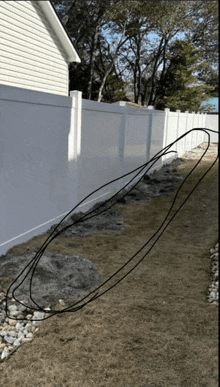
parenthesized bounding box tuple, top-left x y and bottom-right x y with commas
(0, 144, 218, 387)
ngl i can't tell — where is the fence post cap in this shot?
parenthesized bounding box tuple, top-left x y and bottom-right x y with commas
(70, 90, 82, 96)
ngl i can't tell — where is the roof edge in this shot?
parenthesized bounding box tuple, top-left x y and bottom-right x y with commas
(37, 1, 81, 63)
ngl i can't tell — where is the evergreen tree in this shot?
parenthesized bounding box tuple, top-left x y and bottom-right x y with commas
(154, 40, 214, 112)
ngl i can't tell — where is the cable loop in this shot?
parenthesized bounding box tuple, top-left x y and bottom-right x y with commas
(5, 128, 219, 321)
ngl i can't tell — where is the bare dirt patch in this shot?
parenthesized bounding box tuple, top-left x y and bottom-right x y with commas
(0, 145, 218, 387)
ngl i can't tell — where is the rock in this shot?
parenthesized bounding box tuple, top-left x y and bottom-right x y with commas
(8, 305, 17, 312)
(33, 311, 45, 320)
(0, 292, 6, 302)
(13, 339, 22, 347)
(0, 331, 8, 338)
(15, 322, 24, 330)
(8, 331, 17, 337)
(4, 335, 15, 344)
(0, 313, 6, 324)
(17, 332, 24, 340)
(25, 323, 32, 332)
(1, 347, 10, 360)
(9, 310, 21, 317)
(17, 304, 27, 312)
(8, 318, 17, 326)
(22, 338, 32, 343)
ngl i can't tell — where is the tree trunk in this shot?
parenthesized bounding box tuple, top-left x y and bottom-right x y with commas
(87, 29, 99, 100)
(61, 1, 77, 26)
(133, 65, 138, 103)
(97, 64, 113, 102)
(97, 35, 128, 102)
(133, 36, 141, 104)
(137, 42, 141, 104)
(153, 38, 168, 106)
(148, 37, 164, 106)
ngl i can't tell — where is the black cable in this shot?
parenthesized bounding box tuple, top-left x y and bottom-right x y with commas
(7, 145, 176, 312)
(6, 129, 217, 316)
(5, 128, 218, 320)
(42, 128, 218, 315)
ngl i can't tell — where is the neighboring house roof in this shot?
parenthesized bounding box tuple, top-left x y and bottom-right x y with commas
(37, 0, 81, 63)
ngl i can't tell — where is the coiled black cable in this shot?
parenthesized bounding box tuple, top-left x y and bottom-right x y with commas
(5, 128, 218, 320)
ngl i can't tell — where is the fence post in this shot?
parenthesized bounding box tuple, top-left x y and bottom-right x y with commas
(69, 91, 82, 161)
(191, 112, 196, 149)
(195, 112, 201, 146)
(184, 110, 189, 152)
(69, 91, 82, 204)
(120, 104, 126, 184)
(176, 109, 181, 155)
(115, 101, 126, 189)
(162, 108, 170, 162)
(146, 110, 153, 163)
(203, 112, 207, 143)
(191, 111, 195, 128)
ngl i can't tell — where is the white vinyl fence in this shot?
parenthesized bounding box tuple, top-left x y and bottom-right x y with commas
(0, 84, 218, 256)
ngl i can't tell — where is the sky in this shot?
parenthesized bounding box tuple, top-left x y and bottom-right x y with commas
(200, 97, 219, 113)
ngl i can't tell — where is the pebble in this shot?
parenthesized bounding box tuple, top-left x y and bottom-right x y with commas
(207, 242, 219, 304)
(0, 293, 49, 361)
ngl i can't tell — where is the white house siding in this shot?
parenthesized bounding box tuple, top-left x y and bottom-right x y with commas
(0, 1, 69, 96)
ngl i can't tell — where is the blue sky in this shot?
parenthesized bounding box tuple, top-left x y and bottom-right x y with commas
(200, 97, 219, 112)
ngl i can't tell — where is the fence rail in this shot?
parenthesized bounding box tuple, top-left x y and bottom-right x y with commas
(0, 84, 218, 256)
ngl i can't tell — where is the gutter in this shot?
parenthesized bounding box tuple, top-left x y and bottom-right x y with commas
(37, 1, 81, 63)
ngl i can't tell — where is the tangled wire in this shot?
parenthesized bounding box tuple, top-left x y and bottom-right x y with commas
(5, 128, 218, 321)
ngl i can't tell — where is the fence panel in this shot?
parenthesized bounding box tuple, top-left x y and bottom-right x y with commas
(150, 110, 165, 170)
(1, 87, 217, 257)
(184, 112, 194, 151)
(205, 114, 219, 142)
(176, 112, 188, 157)
(77, 99, 123, 211)
(0, 85, 80, 255)
(191, 113, 199, 149)
(123, 108, 152, 182)
(163, 110, 178, 162)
